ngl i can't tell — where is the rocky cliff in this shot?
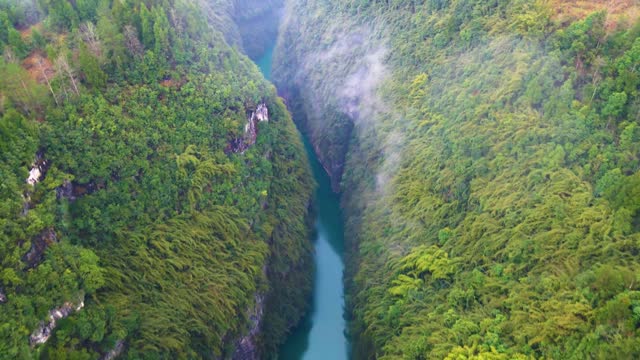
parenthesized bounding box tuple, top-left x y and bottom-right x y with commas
(272, 3, 388, 192)
(232, 0, 284, 59)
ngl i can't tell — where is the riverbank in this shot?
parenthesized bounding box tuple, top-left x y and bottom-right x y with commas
(254, 45, 350, 359)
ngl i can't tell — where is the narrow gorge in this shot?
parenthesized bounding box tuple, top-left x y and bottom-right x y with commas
(244, 13, 351, 358)
(261, 54, 349, 360)
(1, 0, 640, 359)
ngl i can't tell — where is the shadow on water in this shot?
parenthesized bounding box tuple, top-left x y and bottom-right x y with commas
(255, 42, 349, 359)
(303, 135, 345, 258)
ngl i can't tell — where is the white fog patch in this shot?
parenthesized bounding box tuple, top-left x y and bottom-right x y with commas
(375, 129, 405, 194)
(277, 1, 407, 198)
(340, 48, 389, 125)
(297, 25, 390, 126)
(316, 29, 366, 63)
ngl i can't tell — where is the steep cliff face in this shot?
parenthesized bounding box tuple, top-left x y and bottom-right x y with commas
(274, 1, 640, 358)
(272, 2, 387, 191)
(228, 103, 270, 153)
(206, 0, 284, 60)
(232, 0, 284, 59)
(232, 294, 264, 360)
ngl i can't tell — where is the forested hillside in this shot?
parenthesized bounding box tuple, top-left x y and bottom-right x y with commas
(274, 0, 640, 358)
(0, 0, 313, 358)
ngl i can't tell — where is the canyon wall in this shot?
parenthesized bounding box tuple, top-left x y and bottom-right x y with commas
(274, 1, 640, 358)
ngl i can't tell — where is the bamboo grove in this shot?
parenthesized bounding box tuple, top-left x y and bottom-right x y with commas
(273, 0, 640, 358)
(0, 0, 313, 358)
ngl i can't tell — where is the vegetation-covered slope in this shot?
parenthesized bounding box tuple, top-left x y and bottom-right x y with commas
(0, 0, 313, 358)
(274, 0, 640, 358)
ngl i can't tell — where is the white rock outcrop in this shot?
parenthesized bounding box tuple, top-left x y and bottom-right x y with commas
(26, 155, 48, 186)
(30, 298, 85, 347)
(228, 103, 269, 153)
(27, 165, 42, 185)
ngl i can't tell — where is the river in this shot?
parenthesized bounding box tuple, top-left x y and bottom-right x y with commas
(256, 45, 350, 359)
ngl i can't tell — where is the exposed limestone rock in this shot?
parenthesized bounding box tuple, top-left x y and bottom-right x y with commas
(26, 153, 49, 186)
(22, 228, 58, 269)
(56, 179, 104, 202)
(0, 288, 7, 304)
(30, 297, 85, 347)
(254, 103, 269, 122)
(23, 153, 51, 216)
(232, 294, 265, 360)
(101, 340, 125, 360)
(27, 166, 42, 185)
(55, 179, 76, 201)
(228, 103, 269, 154)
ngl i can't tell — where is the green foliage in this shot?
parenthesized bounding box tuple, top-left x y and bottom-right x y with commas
(7, 26, 27, 57)
(0, 0, 313, 358)
(75, 0, 98, 22)
(275, 0, 640, 358)
(0, 58, 49, 116)
(139, 4, 154, 50)
(45, 0, 79, 31)
(78, 44, 106, 89)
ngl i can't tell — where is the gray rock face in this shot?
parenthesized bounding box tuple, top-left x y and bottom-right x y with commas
(228, 103, 269, 154)
(101, 340, 125, 360)
(55, 179, 104, 202)
(23, 153, 51, 216)
(30, 297, 85, 347)
(232, 294, 265, 360)
(232, 0, 284, 59)
(22, 228, 58, 269)
(27, 161, 46, 185)
(56, 180, 76, 201)
(254, 103, 269, 122)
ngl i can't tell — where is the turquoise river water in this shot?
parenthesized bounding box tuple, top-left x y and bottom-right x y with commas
(256, 45, 350, 359)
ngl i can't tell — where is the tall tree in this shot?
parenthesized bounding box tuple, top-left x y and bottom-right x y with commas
(153, 8, 170, 59)
(139, 4, 154, 50)
(78, 43, 106, 89)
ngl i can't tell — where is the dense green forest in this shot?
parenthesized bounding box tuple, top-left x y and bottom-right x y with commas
(4, 0, 640, 358)
(0, 0, 313, 358)
(274, 0, 640, 358)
